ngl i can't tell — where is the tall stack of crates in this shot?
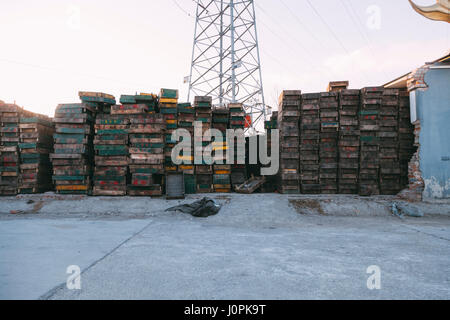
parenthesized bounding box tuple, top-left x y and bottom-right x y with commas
(278, 91, 301, 194)
(379, 89, 401, 195)
(79, 92, 116, 114)
(319, 92, 339, 194)
(124, 103, 165, 197)
(338, 90, 360, 194)
(51, 103, 95, 195)
(398, 90, 415, 189)
(194, 96, 213, 193)
(93, 112, 129, 196)
(359, 87, 382, 196)
(261, 112, 278, 192)
(300, 93, 320, 194)
(18, 114, 54, 194)
(135, 93, 159, 114)
(177, 102, 196, 193)
(159, 89, 179, 173)
(228, 103, 247, 189)
(212, 107, 231, 193)
(0, 104, 27, 195)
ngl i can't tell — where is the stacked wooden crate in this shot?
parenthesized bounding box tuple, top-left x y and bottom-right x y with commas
(338, 90, 361, 194)
(379, 89, 401, 195)
(135, 94, 159, 114)
(359, 87, 382, 196)
(319, 92, 339, 194)
(0, 104, 27, 195)
(79, 92, 116, 114)
(261, 112, 278, 192)
(177, 102, 196, 193)
(194, 96, 213, 193)
(51, 103, 95, 195)
(278, 91, 301, 194)
(159, 89, 179, 174)
(300, 93, 320, 194)
(228, 103, 247, 189)
(212, 107, 231, 193)
(327, 81, 349, 93)
(18, 114, 54, 194)
(398, 90, 415, 189)
(93, 112, 129, 196)
(124, 102, 165, 197)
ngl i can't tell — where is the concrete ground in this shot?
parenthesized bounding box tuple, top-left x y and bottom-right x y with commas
(0, 193, 449, 300)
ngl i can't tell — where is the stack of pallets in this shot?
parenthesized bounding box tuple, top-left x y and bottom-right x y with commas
(398, 90, 415, 189)
(159, 89, 179, 174)
(261, 112, 278, 192)
(194, 96, 213, 193)
(18, 114, 54, 194)
(51, 103, 95, 195)
(338, 90, 360, 194)
(0, 104, 28, 195)
(212, 107, 231, 193)
(278, 91, 301, 194)
(228, 103, 247, 189)
(177, 102, 195, 187)
(379, 89, 401, 195)
(327, 81, 349, 93)
(124, 104, 165, 197)
(359, 87, 382, 196)
(300, 93, 320, 194)
(135, 94, 159, 114)
(319, 92, 339, 194)
(79, 92, 116, 114)
(93, 112, 129, 196)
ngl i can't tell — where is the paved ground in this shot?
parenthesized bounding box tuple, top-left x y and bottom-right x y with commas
(0, 193, 449, 300)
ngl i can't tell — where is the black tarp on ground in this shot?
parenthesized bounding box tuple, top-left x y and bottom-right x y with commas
(165, 197, 221, 218)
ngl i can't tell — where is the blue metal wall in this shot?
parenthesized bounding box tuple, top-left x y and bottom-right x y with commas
(416, 67, 450, 198)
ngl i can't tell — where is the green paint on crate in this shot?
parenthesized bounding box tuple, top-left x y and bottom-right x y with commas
(94, 145, 127, 151)
(96, 129, 128, 135)
(359, 111, 379, 116)
(120, 95, 137, 104)
(56, 128, 88, 134)
(53, 176, 88, 181)
(97, 150, 128, 156)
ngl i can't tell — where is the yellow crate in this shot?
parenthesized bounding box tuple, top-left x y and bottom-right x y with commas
(56, 185, 89, 191)
(214, 170, 231, 175)
(213, 146, 228, 151)
(166, 120, 177, 124)
(160, 98, 178, 104)
(179, 165, 194, 170)
(139, 93, 157, 98)
(177, 156, 194, 161)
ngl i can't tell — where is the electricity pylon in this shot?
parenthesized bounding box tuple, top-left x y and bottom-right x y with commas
(187, 0, 267, 134)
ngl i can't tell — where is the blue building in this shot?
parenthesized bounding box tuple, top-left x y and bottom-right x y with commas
(385, 53, 450, 199)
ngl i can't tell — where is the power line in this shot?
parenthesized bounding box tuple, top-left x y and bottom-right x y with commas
(0, 57, 150, 87)
(305, 0, 351, 56)
(305, 0, 370, 83)
(341, 0, 388, 79)
(172, 0, 194, 18)
(279, 0, 329, 51)
(255, 3, 336, 80)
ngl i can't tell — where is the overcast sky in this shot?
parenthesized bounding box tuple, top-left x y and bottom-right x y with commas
(0, 0, 448, 116)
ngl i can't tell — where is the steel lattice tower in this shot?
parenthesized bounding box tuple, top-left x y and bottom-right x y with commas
(188, 0, 266, 134)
